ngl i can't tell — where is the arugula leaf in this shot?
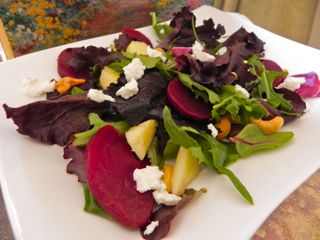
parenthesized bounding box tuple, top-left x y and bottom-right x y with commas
(147, 137, 165, 168)
(71, 87, 85, 95)
(211, 85, 268, 123)
(177, 72, 220, 104)
(83, 184, 113, 220)
(73, 113, 130, 147)
(221, 141, 240, 167)
(150, 12, 173, 40)
(231, 124, 294, 157)
(163, 106, 200, 148)
(122, 52, 160, 69)
(163, 106, 253, 204)
(247, 55, 292, 111)
(108, 58, 131, 73)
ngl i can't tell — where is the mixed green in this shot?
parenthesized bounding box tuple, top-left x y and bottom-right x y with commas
(3, 6, 320, 240)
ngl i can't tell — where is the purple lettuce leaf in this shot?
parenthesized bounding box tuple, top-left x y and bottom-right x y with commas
(216, 41, 260, 87)
(3, 94, 110, 146)
(223, 27, 264, 54)
(176, 28, 265, 89)
(158, 7, 224, 49)
(293, 72, 320, 98)
(275, 88, 306, 121)
(114, 33, 132, 52)
(105, 71, 169, 125)
(140, 189, 204, 240)
(196, 19, 225, 48)
(63, 144, 87, 183)
(68, 46, 123, 74)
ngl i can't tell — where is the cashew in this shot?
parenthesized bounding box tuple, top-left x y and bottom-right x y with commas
(215, 116, 231, 140)
(250, 116, 284, 135)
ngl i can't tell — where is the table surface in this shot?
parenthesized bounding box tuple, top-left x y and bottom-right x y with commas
(1, 169, 319, 240)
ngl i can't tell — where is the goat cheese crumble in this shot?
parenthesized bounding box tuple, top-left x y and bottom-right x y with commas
(144, 221, 159, 235)
(116, 79, 139, 99)
(152, 190, 181, 206)
(207, 123, 218, 138)
(133, 166, 181, 206)
(147, 46, 167, 62)
(123, 58, 146, 82)
(87, 89, 115, 103)
(276, 76, 305, 91)
(133, 166, 166, 193)
(235, 84, 250, 98)
(22, 77, 55, 97)
(192, 41, 215, 62)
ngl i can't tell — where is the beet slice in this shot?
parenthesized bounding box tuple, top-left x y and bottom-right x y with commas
(170, 47, 192, 57)
(167, 78, 211, 120)
(122, 28, 153, 47)
(85, 125, 154, 228)
(57, 48, 79, 77)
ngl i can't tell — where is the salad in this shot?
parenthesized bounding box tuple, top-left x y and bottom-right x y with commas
(3, 6, 320, 240)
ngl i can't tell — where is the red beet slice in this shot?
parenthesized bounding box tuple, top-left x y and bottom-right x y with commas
(260, 59, 286, 87)
(85, 125, 154, 228)
(167, 78, 211, 120)
(122, 28, 153, 47)
(57, 48, 79, 77)
(170, 47, 192, 57)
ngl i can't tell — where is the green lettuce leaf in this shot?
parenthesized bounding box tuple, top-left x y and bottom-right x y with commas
(108, 58, 131, 73)
(247, 55, 292, 111)
(211, 85, 268, 123)
(83, 183, 113, 220)
(111, 52, 175, 78)
(147, 137, 165, 168)
(231, 124, 294, 157)
(150, 12, 173, 40)
(73, 113, 130, 147)
(177, 72, 220, 104)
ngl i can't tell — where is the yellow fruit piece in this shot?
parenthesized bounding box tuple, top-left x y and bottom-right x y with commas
(125, 119, 158, 160)
(99, 66, 120, 90)
(126, 41, 148, 55)
(171, 147, 200, 196)
(163, 164, 174, 193)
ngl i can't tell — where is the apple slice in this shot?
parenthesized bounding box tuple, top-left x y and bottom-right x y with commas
(126, 41, 148, 55)
(125, 119, 158, 160)
(99, 66, 120, 90)
(85, 125, 154, 228)
(171, 147, 200, 196)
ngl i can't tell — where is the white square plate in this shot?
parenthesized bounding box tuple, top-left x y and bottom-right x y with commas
(1, 5, 320, 240)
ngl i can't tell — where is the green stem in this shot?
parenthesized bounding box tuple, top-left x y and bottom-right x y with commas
(191, 16, 201, 43)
